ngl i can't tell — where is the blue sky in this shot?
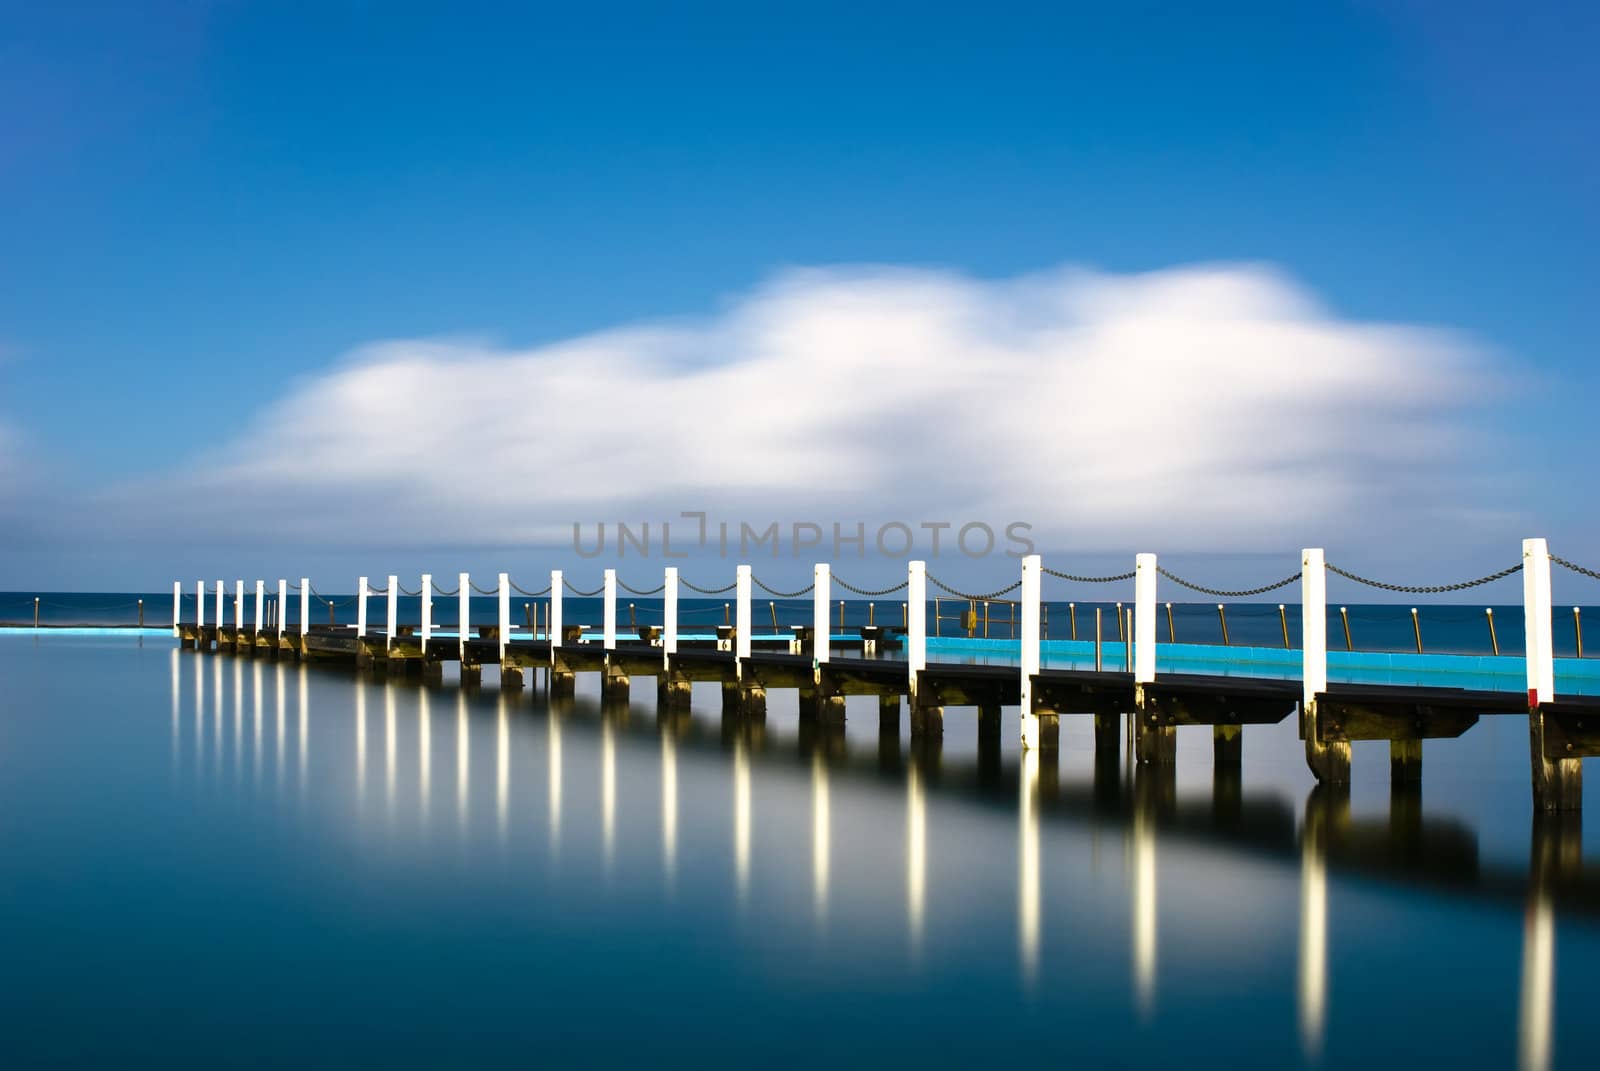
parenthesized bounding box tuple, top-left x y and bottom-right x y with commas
(1, 1, 1596, 589)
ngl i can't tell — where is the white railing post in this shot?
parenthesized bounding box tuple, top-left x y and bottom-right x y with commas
(497, 572, 510, 662)
(276, 579, 287, 638)
(197, 580, 206, 629)
(298, 579, 309, 635)
(458, 572, 470, 661)
(1302, 549, 1327, 709)
(172, 581, 181, 637)
(908, 560, 927, 697)
(603, 568, 618, 650)
(234, 580, 244, 633)
(356, 576, 369, 637)
(1135, 553, 1157, 683)
(736, 565, 752, 661)
(387, 574, 399, 652)
(549, 569, 563, 653)
(663, 566, 678, 666)
(214, 581, 224, 631)
(1523, 538, 1554, 706)
(254, 580, 265, 635)
(421, 574, 433, 647)
(1020, 555, 1041, 749)
(813, 563, 831, 664)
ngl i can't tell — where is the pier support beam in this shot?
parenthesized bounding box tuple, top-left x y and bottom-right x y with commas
(1214, 724, 1243, 766)
(1390, 739, 1422, 784)
(502, 666, 526, 691)
(1134, 700, 1176, 765)
(1524, 538, 1582, 812)
(909, 703, 943, 741)
(602, 659, 630, 703)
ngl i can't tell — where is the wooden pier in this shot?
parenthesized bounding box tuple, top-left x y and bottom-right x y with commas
(173, 540, 1599, 812)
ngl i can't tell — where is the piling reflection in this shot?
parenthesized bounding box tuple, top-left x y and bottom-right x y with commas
(1298, 789, 1338, 1062)
(211, 656, 222, 773)
(385, 686, 397, 823)
(297, 670, 308, 797)
(355, 683, 367, 810)
(418, 687, 432, 831)
(252, 662, 263, 786)
(734, 738, 751, 906)
(1018, 748, 1040, 989)
(812, 751, 830, 927)
(1518, 818, 1576, 1071)
(232, 659, 242, 780)
(1132, 776, 1158, 1019)
(601, 714, 615, 868)
(275, 663, 285, 796)
(170, 649, 179, 772)
(662, 725, 678, 889)
(496, 695, 510, 847)
(457, 691, 470, 834)
(907, 761, 926, 959)
(546, 702, 561, 855)
(193, 652, 204, 771)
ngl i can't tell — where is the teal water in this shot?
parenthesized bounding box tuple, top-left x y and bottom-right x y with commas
(1, 634, 1597, 1068)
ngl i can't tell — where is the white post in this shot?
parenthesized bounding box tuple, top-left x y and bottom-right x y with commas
(1020, 555, 1041, 749)
(299, 579, 309, 636)
(421, 574, 433, 647)
(603, 568, 618, 650)
(172, 581, 181, 637)
(387, 574, 398, 652)
(908, 560, 927, 695)
(458, 572, 470, 662)
(214, 581, 224, 631)
(357, 576, 368, 637)
(549, 569, 563, 653)
(1523, 538, 1554, 706)
(254, 580, 265, 635)
(197, 580, 206, 629)
(1302, 549, 1327, 709)
(735, 565, 752, 661)
(813, 563, 831, 664)
(277, 580, 287, 638)
(663, 567, 679, 666)
(497, 572, 510, 662)
(234, 580, 244, 633)
(1135, 553, 1157, 684)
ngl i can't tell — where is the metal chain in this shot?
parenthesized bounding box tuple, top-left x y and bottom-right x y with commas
(927, 575, 1023, 600)
(1042, 567, 1136, 583)
(1326, 561, 1522, 594)
(431, 581, 460, 597)
(682, 578, 737, 595)
(1156, 567, 1302, 598)
(366, 584, 389, 595)
(753, 577, 816, 598)
(619, 579, 666, 596)
(398, 584, 421, 597)
(832, 575, 909, 597)
(287, 582, 302, 591)
(511, 580, 552, 597)
(469, 580, 497, 595)
(1552, 555, 1600, 582)
(563, 578, 605, 597)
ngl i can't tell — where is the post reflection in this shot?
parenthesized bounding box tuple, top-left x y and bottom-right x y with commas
(275, 663, 285, 796)
(355, 683, 368, 811)
(547, 703, 562, 856)
(1132, 780, 1157, 1019)
(193, 652, 204, 773)
(170, 649, 179, 773)
(385, 685, 397, 823)
(456, 691, 470, 834)
(211, 656, 222, 775)
(662, 727, 678, 890)
(812, 751, 830, 927)
(907, 761, 926, 960)
(496, 694, 510, 847)
(734, 738, 751, 906)
(418, 686, 432, 832)
(1018, 748, 1040, 989)
(1298, 790, 1337, 1063)
(1519, 894, 1553, 1071)
(601, 715, 616, 869)
(252, 662, 263, 787)
(231, 658, 242, 780)
(297, 669, 308, 799)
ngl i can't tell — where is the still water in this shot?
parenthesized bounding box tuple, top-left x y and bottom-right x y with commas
(1, 634, 1596, 1068)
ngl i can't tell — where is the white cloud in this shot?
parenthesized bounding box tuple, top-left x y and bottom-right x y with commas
(129, 262, 1510, 554)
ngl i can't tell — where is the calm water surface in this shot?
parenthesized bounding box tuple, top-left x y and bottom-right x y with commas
(1, 634, 1597, 1068)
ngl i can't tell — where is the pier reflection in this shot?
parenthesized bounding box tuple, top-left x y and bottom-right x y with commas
(158, 658, 1599, 1058)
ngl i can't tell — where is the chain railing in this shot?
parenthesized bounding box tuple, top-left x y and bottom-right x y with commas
(832, 575, 909, 597)
(1553, 555, 1600, 582)
(1326, 562, 1522, 594)
(469, 579, 498, 596)
(753, 576, 816, 598)
(431, 579, 460, 597)
(928, 575, 1022, 600)
(619, 579, 666, 596)
(1042, 566, 1136, 583)
(511, 579, 552, 597)
(1157, 567, 1302, 598)
(562, 577, 605, 597)
(681, 577, 738, 595)
(398, 583, 421, 597)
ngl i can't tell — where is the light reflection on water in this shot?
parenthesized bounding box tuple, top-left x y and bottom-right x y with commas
(2, 637, 1596, 1068)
